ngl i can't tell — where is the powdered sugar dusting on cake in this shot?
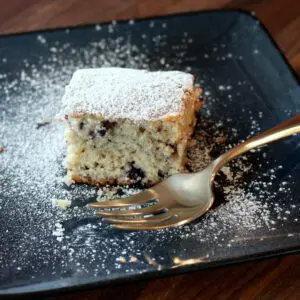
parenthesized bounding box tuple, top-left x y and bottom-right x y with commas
(60, 68, 194, 120)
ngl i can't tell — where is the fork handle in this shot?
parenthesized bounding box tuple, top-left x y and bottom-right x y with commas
(211, 115, 300, 176)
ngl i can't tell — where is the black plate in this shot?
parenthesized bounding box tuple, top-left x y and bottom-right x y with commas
(0, 10, 300, 297)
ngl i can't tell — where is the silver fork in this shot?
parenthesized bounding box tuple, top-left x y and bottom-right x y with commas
(90, 115, 300, 230)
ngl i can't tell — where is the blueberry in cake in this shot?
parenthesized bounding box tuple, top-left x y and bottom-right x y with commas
(60, 68, 202, 185)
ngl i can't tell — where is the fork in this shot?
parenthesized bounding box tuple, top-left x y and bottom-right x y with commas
(90, 115, 300, 230)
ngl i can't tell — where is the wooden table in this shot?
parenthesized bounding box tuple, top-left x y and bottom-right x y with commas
(1, 1, 300, 299)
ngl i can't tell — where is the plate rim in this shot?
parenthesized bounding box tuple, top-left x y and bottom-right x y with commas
(2, 246, 300, 297)
(0, 9, 299, 86)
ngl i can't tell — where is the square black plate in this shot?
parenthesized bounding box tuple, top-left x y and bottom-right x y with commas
(0, 10, 300, 297)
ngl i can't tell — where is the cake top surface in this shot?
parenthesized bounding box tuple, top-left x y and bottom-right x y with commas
(60, 67, 194, 121)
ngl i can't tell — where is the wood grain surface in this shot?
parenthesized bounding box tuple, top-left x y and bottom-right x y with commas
(1, 0, 299, 299)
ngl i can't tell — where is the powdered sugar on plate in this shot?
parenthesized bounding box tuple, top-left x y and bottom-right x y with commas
(0, 20, 299, 287)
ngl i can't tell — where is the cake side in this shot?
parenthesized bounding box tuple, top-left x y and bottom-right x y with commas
(64, 88, 201, 186)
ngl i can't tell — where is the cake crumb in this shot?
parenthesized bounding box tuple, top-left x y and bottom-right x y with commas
(64, 174, 75, 186)
(51, 198, 72, 209)
(215, 136, 227, 144)
(129, 255, 138, 263)
(116, 256, 127, 263)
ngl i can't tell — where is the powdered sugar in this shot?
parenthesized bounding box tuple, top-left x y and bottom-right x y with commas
(60, 68, 194, 120)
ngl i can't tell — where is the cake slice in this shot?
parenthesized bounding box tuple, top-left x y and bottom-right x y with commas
(60, 68, 202, 185)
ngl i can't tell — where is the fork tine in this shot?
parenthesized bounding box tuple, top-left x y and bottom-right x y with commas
(111, 215, 182, 230)
(96, 203, 164, 216)
(89, 190, 154, 208)
(103, 211, 172, 224)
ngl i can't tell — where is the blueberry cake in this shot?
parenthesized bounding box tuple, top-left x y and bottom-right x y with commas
(60, 68, 202, 185)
